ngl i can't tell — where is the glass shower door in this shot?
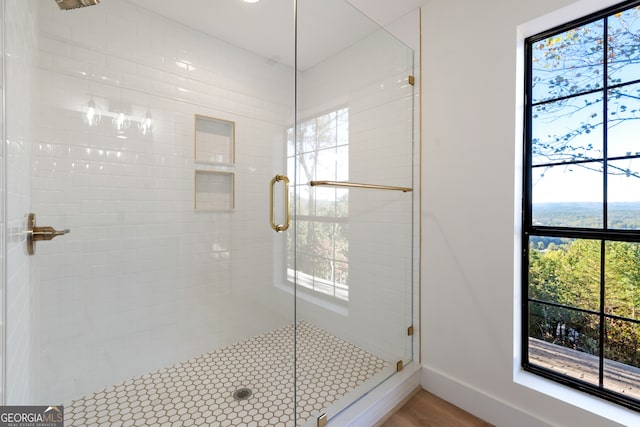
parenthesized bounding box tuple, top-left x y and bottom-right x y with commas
(3, 1, 298, 425)
(293, 0, 415, 424)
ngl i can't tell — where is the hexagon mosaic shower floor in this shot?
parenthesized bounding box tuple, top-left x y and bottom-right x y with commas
(64, 322, 389, 426)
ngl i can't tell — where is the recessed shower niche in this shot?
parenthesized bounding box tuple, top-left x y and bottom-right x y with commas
(194, 114, 235, 165)
(194, 114, 235, 211)
(194, 170, 235, 211)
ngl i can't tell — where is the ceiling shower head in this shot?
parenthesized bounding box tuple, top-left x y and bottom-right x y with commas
(55, 0, 100, 11)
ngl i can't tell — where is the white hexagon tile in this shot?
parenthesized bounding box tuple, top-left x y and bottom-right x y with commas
(64, 322, 389, 426)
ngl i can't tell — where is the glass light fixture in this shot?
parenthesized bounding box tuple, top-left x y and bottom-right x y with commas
(82, 96, 102, 127)
(113, 111, 130, 132)
(139, 110, 153, 135)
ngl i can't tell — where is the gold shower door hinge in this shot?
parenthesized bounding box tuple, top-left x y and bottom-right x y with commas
(408, 75, 415, 85)
(407, 325, 414, 336)
(396, 360, 404, 372)
(317, 413, 328, 427)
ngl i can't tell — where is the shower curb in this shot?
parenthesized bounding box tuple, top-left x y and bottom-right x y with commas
(320, 362, 421, 427)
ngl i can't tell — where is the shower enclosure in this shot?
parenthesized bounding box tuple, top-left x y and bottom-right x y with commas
(1, 0, 417, 425)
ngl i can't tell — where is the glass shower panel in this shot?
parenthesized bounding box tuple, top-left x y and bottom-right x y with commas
(294, 0, 415, 424)
(5, 0, 297, 424)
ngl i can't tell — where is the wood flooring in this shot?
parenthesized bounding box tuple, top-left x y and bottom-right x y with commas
(378, 389, 494, 427)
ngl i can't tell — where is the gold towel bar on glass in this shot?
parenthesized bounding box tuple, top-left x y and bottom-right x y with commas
(270, 174, 290, 232)
(309, 180, 413, 193)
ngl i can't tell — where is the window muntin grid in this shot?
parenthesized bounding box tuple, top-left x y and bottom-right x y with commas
(287, 108, 349, 301)
(523, 1, 640, 411)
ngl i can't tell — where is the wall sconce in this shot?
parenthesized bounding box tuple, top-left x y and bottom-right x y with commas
(82, 96, 102, 126)
(110, 99, 131, 135)
(113, 111, 131, 132)
(82, 97, 152, 137)
(139, 110, 153, 135)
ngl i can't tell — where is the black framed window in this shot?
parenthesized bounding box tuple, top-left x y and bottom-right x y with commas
(523, 1, 640, 411)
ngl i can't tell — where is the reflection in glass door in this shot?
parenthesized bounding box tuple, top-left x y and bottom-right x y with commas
(293, 0, 415, 424)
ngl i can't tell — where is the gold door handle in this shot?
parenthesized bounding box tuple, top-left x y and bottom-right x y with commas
(27, 212, 70, 255)
(270, 174, 290, 232)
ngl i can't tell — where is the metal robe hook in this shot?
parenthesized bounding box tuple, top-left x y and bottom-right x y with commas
(27, 213, 70, 255)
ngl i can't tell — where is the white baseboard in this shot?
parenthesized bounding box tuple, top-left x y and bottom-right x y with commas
(420, 365, 550, 427)
(421, 365, 639, 427)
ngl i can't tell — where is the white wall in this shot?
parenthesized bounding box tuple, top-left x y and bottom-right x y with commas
(27, 0, 293, 404)
(421, 0, 637, 426)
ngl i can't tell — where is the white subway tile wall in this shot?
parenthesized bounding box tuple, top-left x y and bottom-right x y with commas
(5, 0, 38, 405)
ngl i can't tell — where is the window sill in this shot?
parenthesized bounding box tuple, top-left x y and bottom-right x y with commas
(513, 368, 639, 426)
(274, 281, 348, 316)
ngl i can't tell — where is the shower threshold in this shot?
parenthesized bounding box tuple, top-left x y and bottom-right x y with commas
(64, 321, 390, 426)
